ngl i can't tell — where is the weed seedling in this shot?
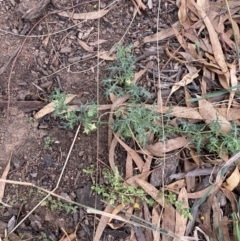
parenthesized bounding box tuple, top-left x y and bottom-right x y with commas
(43, 196, 78, 214)
(44, 136, 55, 149)
(50, 88, 99, 133)
(161, 191, 193, 220)
(102, 45, 150, 102)
(85, 167, 154, 206)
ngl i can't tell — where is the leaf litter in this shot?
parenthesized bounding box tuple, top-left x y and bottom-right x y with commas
(4, 0, 240, 240)
(89, 0, 240, 239)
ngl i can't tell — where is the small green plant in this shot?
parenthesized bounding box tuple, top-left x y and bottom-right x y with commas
(43, 196, 78, 214)
(102, 45, 150, 102)
(84, 167, 154, 206)
(163, 191, 193, 220)
(50, 88, 99, 133)
(113, 104, 163, 147)
(112, 102, 240, 156)
(28, 116, 34, 123)
(44, 136, 55, 149)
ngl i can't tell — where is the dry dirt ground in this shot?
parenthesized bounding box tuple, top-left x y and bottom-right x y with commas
(0, 0, 179, 240)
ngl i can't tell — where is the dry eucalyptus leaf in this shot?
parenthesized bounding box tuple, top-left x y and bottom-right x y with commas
(57, 6, 114, 20)
(173, 188, 188, 241)
(190, 0, 230, 88)
(34, 94, 76, 119)
(168, 70, 199, 100)
(198, 97, 231, 134)
(134, 21, 180, 47)
(223, 166, 240, 191)
(0, 159, 11, 202)
(146, 137, 189, 157)
(93, 205, 114, 241)
(97, 51, 115, 61)
(78, 39, 94, 52)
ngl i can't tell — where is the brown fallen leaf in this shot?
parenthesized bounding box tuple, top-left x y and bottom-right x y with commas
(228, 63, 238, 115)
(223, 165, 240, 191)
(162, 204, 176, 241)
(219, 217, 231, 241)
(167, 70, 200, 100)
(198, 97, 232, 134)
(88, 39, 108, 46)
(134, 21, 180, 47)
(109, 136, 118, 170)
(125, 153, 133, 179)
(134, 0, 147, 10)
(178, 0, 188, 26)
(146, 137, 189, 157)
(187, 180, 223, 199)
(93, 205, 114, 241)
(78, 39, 94, 52)
(34, 94, 76, 119)
(108, 94, 130, 147)
(144, 104, 240, 121)
(59, 232, 76, 241)
(152, 206, 160, 241)
(134, 63, 149, 83)
(42, 36, 50, 48)
(57, 6, 114, 20)
(0, 155, 11, 203)
(108, 203, 128, 224)
(189, 0, 230, 88)
(114, 133, 145, 171)
(221, 187, 238, 213)
(125, 171, 152, 189)
(166, 179, 186, 192)
(212, 196, 222, 230)
(173, 188, 188, 241)
(136, 178, 169, 208)
(97, 51, 116, 61)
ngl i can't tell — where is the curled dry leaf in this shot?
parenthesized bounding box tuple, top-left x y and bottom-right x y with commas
(109, 136, 118, 170)
(221, 187, 238, 213)
(198, 97, 232, 134)
(167, 70, 200, 100)
(223, 166, 240, 191)
(57, 6, 114, 20)
(146, 137, 189, 157)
